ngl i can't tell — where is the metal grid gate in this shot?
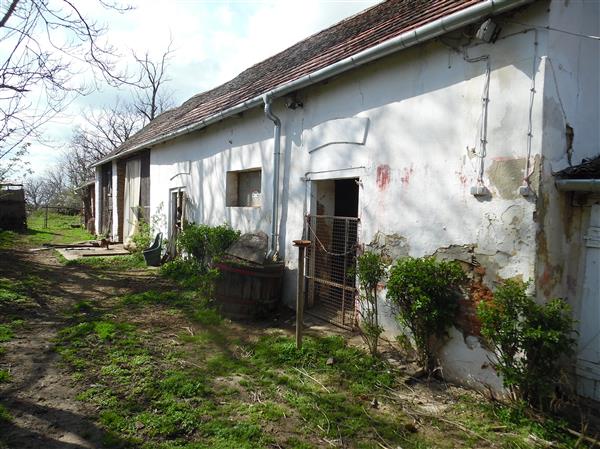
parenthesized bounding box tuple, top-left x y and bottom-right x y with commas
(304, 214, 359, 329)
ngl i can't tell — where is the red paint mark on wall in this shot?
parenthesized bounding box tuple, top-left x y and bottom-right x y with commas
(376, 164, 390, 191)
(456, 171, 468, 187)
(400, 165, 414, 186)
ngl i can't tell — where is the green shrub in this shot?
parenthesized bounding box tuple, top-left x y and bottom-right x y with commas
(160, 259, 220, 296)
(387, 256, 466, 372)
(478, 280, 575, 407)
(355, 251, 387, 356)
(131, 219, 152, 254)
(178, 223, 240, 270)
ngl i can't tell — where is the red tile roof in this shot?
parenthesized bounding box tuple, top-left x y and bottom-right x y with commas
(103, 0, 488, 162)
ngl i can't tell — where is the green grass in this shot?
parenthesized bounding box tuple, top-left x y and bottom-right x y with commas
(26, 211, 93, 245)
(0, 325, 14, 342)
(0, 275, 50, 304)
(0, 404, 11, 422)
(61, 254, 146, 270)
(0, 230, 18, 249)
(0, 236, 577, 449)
(54, 287, 583, 449)
(0, 211, 94, 248)
(0, 369, 11, 383)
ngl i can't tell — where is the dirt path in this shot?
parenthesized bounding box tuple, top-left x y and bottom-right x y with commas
(0, 247, 154, 449)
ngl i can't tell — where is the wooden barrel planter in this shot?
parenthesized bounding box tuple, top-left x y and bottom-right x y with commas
(214, 260, 284, 320)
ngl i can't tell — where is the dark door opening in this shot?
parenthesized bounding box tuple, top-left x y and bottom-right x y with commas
(334, 178, 359, 217)
(305, 178, 360, 329)
(168, 189, 186, 257)
(100, 163, 112, 236)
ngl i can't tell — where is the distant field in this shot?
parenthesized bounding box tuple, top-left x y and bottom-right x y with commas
(0, 211, 93, 248)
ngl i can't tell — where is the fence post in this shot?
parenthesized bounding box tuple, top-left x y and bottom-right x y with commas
(293, 239, 311, 349)
(44, 205, 48, 229)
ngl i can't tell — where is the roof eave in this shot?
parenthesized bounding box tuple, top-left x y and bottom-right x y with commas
(92, 0, 533, 169)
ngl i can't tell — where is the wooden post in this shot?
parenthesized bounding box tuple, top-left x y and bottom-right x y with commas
(293, 239, 311, 349)
(44, 205, 48, 229)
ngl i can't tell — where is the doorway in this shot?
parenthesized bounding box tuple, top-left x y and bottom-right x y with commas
(168, 188, 187, 257)
(304, 178, 360, 329)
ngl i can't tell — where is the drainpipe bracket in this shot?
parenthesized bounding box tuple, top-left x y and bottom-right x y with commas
(518, 185, 534, 197)
(470, 185, 491, 197)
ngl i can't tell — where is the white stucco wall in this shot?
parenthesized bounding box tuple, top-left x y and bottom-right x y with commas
(100, 0, 597, 393)
(535, 0, 600, 400)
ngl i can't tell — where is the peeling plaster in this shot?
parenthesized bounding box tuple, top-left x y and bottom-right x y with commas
(487, 158, 525, 199)
(366, 231, 410, 261)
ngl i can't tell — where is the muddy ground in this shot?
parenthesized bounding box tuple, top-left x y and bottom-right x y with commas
(0, 245, 158, 448)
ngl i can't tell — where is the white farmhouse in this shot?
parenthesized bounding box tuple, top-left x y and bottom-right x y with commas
(92, 0, 600, 398)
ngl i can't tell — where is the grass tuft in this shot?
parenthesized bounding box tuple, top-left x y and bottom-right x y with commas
(0, 324, 14, 342)
(62, 254, 147, 270)
(0, 369, 11, 383)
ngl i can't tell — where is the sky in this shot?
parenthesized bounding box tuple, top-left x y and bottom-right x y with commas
(22, 0, 381, 177)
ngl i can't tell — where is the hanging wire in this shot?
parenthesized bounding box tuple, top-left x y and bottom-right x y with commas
(502, 20, 600, 41)
(523, 30, 538, 185)
(306, 219, 358, 257)
(462, 51, 491, 184)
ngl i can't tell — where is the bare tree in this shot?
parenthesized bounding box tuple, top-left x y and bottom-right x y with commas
(24, 166, 75, 208)
(61, 41, 176, 188)
(63, 101, 142, 187)
(0, 142, 31, 181)
(0, 0, 132, 179)
(23, 175, 44, 208)
(132, 40, 176, 122)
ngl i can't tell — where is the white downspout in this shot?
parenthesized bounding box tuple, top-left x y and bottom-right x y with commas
(263, 95, 281, 261)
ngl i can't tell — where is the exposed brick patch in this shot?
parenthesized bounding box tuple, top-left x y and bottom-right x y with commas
(456, 265, 493, 336)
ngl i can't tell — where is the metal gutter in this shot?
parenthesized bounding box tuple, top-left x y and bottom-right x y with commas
(92, 0, 533, 167)
(263, 95, 282, 260)
(555, 179, 600, 192)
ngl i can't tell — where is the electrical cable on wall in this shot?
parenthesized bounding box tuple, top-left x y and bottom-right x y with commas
(520, 30, 538, 197)
(502, 20, 600, 41)
(462, 49, 492, 194)
(439, 37, 492, 195)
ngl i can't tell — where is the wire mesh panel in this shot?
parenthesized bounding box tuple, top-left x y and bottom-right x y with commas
(304, 214, 359, 329)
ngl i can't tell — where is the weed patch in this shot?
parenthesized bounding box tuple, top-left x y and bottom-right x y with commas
(0, 275, 48, 304)
(0, 404, 12, 422)
(62, 254, 146, 270)
(0, 325, 14, 342)
(0, 230, 19, 249)
(49, 263, 584, 449)
(0, 369, 11, 383)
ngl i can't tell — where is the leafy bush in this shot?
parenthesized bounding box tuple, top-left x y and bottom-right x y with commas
(355, 251, 387, 356)
(387, 256, 466, 372)
(131, 219, 152, 255)
(160, 259, 220, 296)
(478, 280, 575, 407)
(178, 223, 240, 270)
